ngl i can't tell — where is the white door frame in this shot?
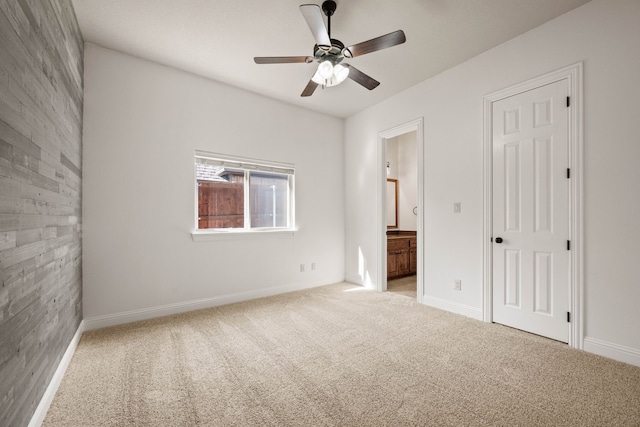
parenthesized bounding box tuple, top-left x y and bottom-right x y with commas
(482, 63, 584, 349)
(377, 118, 425, 303)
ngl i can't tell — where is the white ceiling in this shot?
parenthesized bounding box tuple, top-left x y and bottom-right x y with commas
(71, 0, 591, 118)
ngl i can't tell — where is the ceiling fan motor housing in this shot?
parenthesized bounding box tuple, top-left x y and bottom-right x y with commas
(314, 38, 345, 64)
(322, 1, 337, 17)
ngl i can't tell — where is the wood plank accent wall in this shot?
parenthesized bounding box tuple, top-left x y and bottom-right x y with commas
(0, 1, 83, 425)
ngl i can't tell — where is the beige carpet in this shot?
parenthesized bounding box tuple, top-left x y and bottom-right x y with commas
(387, 275, 417, 299)
(44, 283, 640, 426)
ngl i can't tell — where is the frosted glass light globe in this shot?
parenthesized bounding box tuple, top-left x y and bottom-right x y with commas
(334, 64, 349, 84)
(310, 60, 350, 87)
(317, 61, 334, 79)
(311, 69, 324, 84)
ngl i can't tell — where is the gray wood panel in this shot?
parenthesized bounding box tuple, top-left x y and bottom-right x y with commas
(0, 0, 83, 425)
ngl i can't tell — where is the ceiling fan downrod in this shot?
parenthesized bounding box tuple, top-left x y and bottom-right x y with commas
(322, 0, 336, 38)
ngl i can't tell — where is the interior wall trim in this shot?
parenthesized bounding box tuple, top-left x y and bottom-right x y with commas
(83, 277, 343, 331)
(482, 62, 584, 349)
(28, 321, 86, 427)
(583, 337, 640, 368)
(377, 118, 425, 303)
(423, 295, 483, 321)
(345, 275, 364, 286)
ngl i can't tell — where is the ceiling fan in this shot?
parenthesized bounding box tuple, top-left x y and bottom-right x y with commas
(254, 1, 406, 97)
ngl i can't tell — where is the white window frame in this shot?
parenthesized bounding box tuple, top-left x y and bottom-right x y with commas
(192, 151, 296, 241)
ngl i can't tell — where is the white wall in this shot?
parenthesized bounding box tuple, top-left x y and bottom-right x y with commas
(385, 136, 399, 180)
(82, 44, 344, 325)
(345, 0, 640, 363)
(385, 132, 417, 231)
(397, 131, 417, 231)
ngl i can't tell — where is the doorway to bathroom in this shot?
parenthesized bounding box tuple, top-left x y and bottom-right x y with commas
(378, 119, 424, 303)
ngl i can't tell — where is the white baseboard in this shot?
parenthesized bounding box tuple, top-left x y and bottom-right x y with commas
(344, 275, 363, 286)
(423, 295, 483, 321)
(583, 336, 640, 367)
(84, 276, 344, 331)
(28, 320, 85, 427)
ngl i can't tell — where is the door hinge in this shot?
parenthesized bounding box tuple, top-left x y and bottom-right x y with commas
(567, 168, 570, 179)
(566, 96, 570, 107)
(567, 240, 571, 250)
(567, 312, 571, 323)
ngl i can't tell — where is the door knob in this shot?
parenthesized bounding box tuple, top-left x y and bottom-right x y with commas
(495, 237, 503, 243)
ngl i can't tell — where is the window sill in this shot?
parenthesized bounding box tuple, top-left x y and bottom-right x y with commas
(191, 229, 296, 242)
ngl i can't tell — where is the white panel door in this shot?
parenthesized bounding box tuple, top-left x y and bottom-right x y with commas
(492, 80, 569, 342)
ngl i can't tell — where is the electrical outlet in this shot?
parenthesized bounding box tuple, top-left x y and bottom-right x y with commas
(300, 264, 305, 273)
(311, 263, 316, 271)
(454, 279, 462, 290)
(453, 202, 461, 213)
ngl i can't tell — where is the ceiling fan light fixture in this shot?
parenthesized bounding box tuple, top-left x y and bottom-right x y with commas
(311, 68, 327, 85)
(311, 61, 349, 87)
(256, 2, 406, 97)
(334, 63, 349, 83)
(317, 60, 334, 79)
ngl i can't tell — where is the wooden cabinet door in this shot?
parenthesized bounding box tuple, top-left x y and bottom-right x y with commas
(388, 252, 399, 278)
(387, 239, 405, 279)
(409, 237, 417, 274)
(409, 248, 417, 274)
(387, 236, 416, 279)
(398, 250, 410, 276)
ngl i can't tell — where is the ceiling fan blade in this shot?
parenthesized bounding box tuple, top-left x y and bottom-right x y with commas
(300, 4, 331, 49)
(301, 79, 319, 97)
(344, 64, 380, 90)
(343, 30, 406, 58)
(254, 56, 314, 64)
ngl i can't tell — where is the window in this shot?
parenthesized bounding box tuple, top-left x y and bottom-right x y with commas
(195, 151, 294, 233)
